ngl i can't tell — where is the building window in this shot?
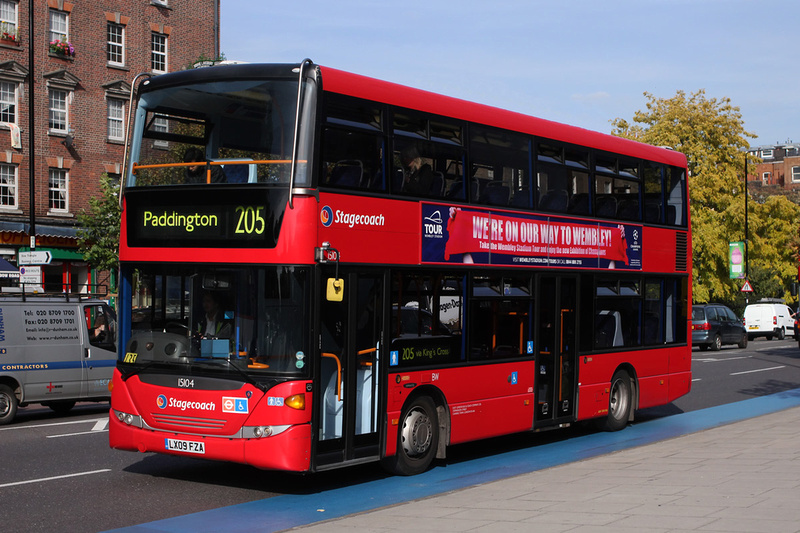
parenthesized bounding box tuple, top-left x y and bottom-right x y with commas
(761, 149, 773, 159)
(49, 9, 68, 43)
(0, 0, 18, 42)
(0, 80, 15, 123)
(151, 32, 167, 73)
(48, 89, 68, 133)
(0, 163, 16, 208)
(152, 115, 168, 148)
(107, 22, 124, 66)
(762, 172, 771, 183)
(107, 99, 124, 141)
(792, 166, 800, 183)
(48, 168, 68, 212)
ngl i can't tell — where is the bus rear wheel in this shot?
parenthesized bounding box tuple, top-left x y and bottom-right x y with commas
(382, 396, 439, 476)
(600, 370, 632, 432)
(0, 384, 18, 425)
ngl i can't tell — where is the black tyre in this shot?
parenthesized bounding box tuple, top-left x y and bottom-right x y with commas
(0, 384, 18, 425)
(46, 401, 76, 415)
(778, 328, 785, 341)
(600, 370, 632, 432)
(738, 334, 748, 349)
(381, 396, 439, 476)
(710, 334, 722, 351)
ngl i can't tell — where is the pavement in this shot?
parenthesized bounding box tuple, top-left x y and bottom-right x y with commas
(289, 404, 800, 533)
(109, 390, 800, 533)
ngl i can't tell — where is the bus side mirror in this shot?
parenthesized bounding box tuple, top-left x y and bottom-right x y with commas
(326, 278, 344, 302)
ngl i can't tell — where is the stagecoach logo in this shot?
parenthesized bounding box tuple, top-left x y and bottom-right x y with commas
(423, 210, 444, 238)
(320, 205, 334, 227)
(156, 394, 168, 409)
(320, 205, 386, 229)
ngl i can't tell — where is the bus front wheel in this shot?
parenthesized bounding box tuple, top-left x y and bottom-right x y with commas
(600, 370, 632, 432)
(382, 396, 439, 476)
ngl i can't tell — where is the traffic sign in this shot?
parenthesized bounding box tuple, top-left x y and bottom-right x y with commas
(741, 279, 754, 293)
(18, 251, 52, 265)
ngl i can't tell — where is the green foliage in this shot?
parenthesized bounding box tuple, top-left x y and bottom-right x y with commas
(76, 174, 121, 273)
(612, 90, 800, 306)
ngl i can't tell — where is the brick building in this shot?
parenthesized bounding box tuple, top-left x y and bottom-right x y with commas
(0, 0, 220, 293)
(747, 142, 800, 191)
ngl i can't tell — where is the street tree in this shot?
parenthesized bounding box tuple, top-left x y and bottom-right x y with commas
(611, 89, 800, 304)
(76, 173, 121, 273)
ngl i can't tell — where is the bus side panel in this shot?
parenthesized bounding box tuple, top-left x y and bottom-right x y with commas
(385, 362, 535, 455)
(641, 226, 686, 274)
(317, 193, 420, 265)
(576, 347, 689, 420)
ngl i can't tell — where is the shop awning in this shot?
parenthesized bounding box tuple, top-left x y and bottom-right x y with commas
(0, 256, 19, 277)
(0, 221, 78, 238)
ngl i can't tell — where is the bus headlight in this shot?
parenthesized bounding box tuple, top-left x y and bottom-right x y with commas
(252, 426, 272, 438)
(113, 409, 141, 427)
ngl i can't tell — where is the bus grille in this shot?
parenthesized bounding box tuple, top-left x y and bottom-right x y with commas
(675, 232, 688, 272)
(151, 413, 228, 430)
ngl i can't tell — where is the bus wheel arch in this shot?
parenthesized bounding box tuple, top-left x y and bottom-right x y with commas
(382, 387, 448, 475)
(0, 378, 21, 425)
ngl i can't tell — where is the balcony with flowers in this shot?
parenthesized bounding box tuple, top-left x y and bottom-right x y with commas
(49, 39, 75, 59)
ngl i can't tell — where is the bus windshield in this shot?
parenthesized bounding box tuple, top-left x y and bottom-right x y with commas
(121, 265, 310, 377)
(127, 77, 316, 187)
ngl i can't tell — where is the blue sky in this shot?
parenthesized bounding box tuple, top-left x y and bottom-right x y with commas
(221, 1, 797, 147)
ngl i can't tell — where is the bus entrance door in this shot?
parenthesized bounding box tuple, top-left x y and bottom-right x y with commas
(317, 270, 383, 468)
(535, 276, 578, 426)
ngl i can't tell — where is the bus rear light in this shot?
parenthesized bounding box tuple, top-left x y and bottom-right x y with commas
(285, 394, 305, 410)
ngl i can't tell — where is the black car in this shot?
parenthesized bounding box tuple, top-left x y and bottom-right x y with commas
(692, 304, 747, 351)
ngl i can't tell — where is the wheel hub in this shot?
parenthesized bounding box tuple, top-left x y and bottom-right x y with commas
(400, 407, 432, 456)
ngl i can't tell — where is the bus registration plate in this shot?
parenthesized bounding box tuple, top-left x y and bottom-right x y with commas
(165, 438, 205, 454)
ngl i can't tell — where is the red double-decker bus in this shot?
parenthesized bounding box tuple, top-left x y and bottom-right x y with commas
(109, 60, 691, 475)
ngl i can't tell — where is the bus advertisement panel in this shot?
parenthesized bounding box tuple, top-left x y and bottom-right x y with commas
(421, 203, 642, 269)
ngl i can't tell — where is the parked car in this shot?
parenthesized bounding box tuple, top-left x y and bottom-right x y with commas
(743, 301, 795, 341)
(691, 303, 747, 351)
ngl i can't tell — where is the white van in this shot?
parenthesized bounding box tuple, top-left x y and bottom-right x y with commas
(0, 295, 117, 424)
(743, 301, 795, 341)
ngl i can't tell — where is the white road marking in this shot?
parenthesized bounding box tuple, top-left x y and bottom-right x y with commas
(730, 365, 786, 376)
(0, 469, 111, 489)
(46, 429, 108, 438)
(0, 417, 108, 432)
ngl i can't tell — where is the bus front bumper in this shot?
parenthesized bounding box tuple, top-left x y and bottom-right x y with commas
(108, 409, 312, 472)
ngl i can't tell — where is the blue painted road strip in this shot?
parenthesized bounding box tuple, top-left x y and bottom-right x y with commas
(106, 388, 800, 533)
